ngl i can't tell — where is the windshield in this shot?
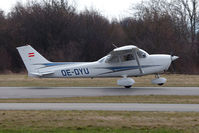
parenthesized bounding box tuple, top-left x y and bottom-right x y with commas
(98, 56, 106, 63)
(137, 49, 148, 58)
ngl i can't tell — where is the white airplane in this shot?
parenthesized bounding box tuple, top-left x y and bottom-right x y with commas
(17, 45, 178, 88)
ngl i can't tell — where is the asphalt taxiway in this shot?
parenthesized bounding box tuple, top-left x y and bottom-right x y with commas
(0, 103, 199, 112)
(0, 87, 199, 98)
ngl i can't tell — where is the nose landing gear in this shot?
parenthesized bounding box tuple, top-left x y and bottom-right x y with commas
(151, 74, 167, 86)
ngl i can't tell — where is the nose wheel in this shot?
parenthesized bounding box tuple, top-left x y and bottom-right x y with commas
(151, 74, 167, 85)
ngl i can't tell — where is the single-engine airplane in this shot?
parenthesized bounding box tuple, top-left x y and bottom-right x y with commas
(17, 45, 178, 88)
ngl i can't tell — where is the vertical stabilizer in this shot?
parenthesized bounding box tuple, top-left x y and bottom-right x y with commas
(17, 45, 50, 75)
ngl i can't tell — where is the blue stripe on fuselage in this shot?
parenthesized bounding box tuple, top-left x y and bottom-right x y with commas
(33, 62, 83, 69)
(97, 65, 160, 71)
(42, 63, 73, 66)
(96, 65, 161, 75)
(35, 62, 83, 66)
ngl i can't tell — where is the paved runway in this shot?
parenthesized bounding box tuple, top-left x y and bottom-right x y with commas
(0, 103, 199, 112)
(0, 87, 199, 98)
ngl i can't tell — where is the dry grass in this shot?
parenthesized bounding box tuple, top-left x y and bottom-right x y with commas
(0, 74, 199, 87)
(0, 74, 199, 132)
(0, 111, 198, 132)
(1, 95, 199, 104)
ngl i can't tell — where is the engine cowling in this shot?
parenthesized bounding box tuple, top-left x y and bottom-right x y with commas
(151, 77, 167, 86)
(117, 78, 135, 88)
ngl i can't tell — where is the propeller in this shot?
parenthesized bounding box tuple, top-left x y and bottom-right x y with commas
(170, 52, 179, 72)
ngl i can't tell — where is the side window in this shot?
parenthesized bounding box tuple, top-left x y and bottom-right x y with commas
(106, 56, 119, 63)
(137, 51, 146, 58)
(122, 54, 134, 62)
(110, 56, 119, 62)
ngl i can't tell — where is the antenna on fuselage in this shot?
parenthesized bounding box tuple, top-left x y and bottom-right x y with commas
(112, 44, 118, 48)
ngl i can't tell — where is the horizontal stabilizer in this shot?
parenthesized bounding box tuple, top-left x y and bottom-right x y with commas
(30, 71, 54, 77)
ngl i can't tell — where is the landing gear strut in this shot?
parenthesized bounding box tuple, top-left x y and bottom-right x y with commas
(155, 74, 160, 78)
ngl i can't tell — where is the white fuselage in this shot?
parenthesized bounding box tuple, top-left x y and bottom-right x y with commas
(17, 45, 179, 87)
(37, 54, 172, 78)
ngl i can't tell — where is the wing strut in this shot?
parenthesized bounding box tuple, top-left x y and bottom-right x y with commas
(133, 49, 144, 75)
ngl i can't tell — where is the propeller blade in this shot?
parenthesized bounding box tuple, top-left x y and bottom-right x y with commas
(170, 54, 179, 73)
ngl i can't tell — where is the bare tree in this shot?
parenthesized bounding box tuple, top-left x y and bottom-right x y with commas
(180, 0, 198, 45)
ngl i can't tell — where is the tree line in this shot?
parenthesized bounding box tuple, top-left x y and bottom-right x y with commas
(0, 0, 198, 74)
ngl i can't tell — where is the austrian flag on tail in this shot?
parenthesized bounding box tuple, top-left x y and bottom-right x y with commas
(28, 53, 35, 57)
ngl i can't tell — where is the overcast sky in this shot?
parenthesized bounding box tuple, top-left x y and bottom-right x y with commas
(0, 0, 141, 19)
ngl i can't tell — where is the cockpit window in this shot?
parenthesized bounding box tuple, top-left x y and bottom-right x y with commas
(105, 55, 119, 63)
(137, 50, 147, 58)
(109, 56, 119, 63)
(121, 54, 134, 61)
(104, 49, 148, 63)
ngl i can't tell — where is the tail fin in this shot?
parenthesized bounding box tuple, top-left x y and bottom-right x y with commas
(17, 45, 50, 75)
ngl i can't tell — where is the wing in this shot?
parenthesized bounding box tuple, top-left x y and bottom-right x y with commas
(110, 45, 138, 55)
(106, 45, 144, 74)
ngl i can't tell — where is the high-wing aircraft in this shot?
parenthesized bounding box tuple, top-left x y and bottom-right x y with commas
(17, 45, 178, 88)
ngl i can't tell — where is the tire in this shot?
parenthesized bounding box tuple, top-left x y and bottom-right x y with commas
(158, 83, 164, 86)
(124, 86, 132, 88)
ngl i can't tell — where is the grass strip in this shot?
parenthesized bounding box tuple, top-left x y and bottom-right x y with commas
(1, 95, 199, 104)
(0, 128, 183, 133)
(0, 111, 198, 132)
(0, 74, 198, 87)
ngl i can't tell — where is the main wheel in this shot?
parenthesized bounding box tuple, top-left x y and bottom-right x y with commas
(158, 83, 164, 86)
(124, 86, 132, 88)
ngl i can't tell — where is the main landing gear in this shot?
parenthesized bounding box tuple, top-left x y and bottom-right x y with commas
(117, 76, 135, 88)
(151, 74, 167, 86)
